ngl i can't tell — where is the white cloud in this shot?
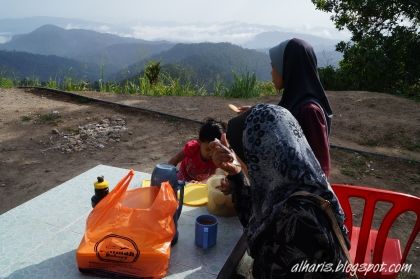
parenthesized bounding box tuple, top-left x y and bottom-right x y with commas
(65, 23, 111, 33)
(130, 22, 267, 43)
(127, 21, 349, 44)
(0, 33, 11, 43)
(289, 25, 351, 40)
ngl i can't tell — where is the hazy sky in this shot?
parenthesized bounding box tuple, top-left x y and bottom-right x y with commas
(0, 0, 350, 42)
(1, 0, 337, 27)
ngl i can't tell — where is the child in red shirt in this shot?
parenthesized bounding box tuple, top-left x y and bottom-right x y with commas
(168, 118, 226, 182)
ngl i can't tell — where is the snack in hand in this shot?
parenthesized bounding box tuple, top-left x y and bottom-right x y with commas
(228, 104, 240, 113)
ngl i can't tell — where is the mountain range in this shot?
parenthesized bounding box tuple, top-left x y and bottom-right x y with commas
(0, 24, 174, 75)
(116, 42, 271, 86)
(0, 50, 98, 81)
(0, 16, 124, 36)
(244, 31, 342, 67)
(0, 21, 342, 84)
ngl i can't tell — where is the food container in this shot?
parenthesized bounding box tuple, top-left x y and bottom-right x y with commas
(206, 174, 236, 217)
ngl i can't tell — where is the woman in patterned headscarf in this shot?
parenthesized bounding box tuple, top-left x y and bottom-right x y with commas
(210, 104, 349, 279)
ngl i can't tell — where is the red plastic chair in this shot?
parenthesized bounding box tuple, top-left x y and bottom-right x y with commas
(331, 184, 420, 278)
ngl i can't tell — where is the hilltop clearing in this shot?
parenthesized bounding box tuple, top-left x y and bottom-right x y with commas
(0, 88, 419, 276)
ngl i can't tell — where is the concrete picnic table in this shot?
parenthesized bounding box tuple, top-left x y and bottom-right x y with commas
(0, 165, 243, 278)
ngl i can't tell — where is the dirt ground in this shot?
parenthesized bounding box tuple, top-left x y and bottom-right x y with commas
(77, 89, 420, 161)
(0, 88, 419, 277)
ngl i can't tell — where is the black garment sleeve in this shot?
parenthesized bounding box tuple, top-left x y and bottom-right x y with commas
(227, 171, 252, 228)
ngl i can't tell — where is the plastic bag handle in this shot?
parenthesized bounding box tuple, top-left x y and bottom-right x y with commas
(94, 169, 134, 210)
(88, 170, 135, 227)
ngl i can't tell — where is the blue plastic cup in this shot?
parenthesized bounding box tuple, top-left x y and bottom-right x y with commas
(195, 214, 218, 249)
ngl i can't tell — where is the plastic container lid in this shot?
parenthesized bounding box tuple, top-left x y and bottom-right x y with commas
(182, 183, 208, 206)
(94, 176, 109, 189)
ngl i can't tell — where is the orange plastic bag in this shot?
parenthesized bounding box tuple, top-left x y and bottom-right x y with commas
(76, 170, 178, 278)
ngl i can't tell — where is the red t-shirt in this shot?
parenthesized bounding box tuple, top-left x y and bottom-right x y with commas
(296, 103, 331, 177)
(178, 140, 217, 182)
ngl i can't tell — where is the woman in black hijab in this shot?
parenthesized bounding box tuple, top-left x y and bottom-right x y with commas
(276, 38, 332, 176)
(239, 38, 333, 176)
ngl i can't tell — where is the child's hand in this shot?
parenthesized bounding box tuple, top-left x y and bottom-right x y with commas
(209, 134, 241, 176)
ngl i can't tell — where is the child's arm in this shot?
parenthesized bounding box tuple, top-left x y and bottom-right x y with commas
(168, 150, 185, 166)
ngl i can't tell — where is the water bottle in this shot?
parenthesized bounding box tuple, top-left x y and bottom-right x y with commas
(91, 176, 109, 208)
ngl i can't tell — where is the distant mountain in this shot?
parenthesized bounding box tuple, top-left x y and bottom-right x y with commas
(243, 31, 339, 49)
(314, 49, 343, 68)
(0, 16, 122, 36)
(243, 31, 342, 67)
(0, 50, 99, 81)
(116, 42, 271, 87)
(0, 25, 174, 75)
(0, 24, 168, 56)
(75, 42, 174, 73)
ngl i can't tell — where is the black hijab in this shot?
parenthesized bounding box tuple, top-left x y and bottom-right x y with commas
(226, 109, 251, 163)
(278, 38, 333, 133)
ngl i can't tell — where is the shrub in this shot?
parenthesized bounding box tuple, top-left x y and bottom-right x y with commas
(0, 77, 14, 88)
(145, 61, 161, 85)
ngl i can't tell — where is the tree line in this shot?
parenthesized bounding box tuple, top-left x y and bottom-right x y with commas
(313, 0, 420, 100)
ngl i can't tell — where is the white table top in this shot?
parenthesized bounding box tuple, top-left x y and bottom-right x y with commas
(0, 165, 243, 279)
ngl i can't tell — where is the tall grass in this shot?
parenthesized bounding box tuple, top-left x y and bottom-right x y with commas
(118, 73, 205, 96)
(224, 71, 258, 98)
(213, 76, 227, 97)
(0, 70, 276, 98)
(215, 71, 276, 98)
(46, 78, 58, 89)
(21, 76, 41, 87)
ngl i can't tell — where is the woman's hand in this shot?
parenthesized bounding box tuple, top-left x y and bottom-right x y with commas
(209, 134, 241, 176)
(237, 106, 251, 113)
(216, 177, 231, 195)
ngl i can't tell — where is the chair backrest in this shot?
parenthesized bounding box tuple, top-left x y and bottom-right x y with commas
(331, 184, 420, 265)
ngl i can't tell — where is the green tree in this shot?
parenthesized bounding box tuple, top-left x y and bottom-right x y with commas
(313, 0, 420, 99)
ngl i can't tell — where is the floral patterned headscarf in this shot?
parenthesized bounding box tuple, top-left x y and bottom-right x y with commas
(237, 104, 345, 245)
